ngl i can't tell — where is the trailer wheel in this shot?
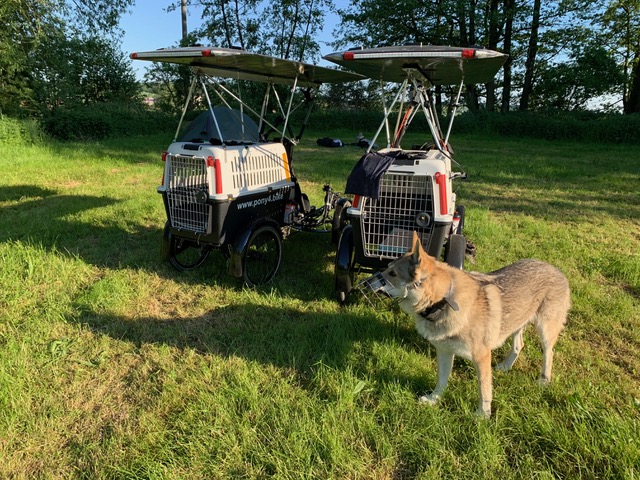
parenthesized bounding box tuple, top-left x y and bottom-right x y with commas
(242, 224, 282, 286)
(454, 205, 465, 234)
(331, 199, 351, 245)
(445, 233, 466, 269)
(162, 221, 211, 271)
(169, 237, 211, 271)
(334, 225, 355, 304)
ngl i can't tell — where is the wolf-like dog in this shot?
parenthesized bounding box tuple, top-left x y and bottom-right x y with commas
(363, 232, 570, 417)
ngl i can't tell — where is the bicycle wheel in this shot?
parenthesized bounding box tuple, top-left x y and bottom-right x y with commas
(242, 225, 282, 286)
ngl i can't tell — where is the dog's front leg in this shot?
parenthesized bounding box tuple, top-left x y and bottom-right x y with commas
(419, 349, 454, 405)
(475, 351, 493, 418)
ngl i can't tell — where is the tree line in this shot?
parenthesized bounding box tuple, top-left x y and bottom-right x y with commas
(162, 0, 640, 114)
(0, 0, 140, 117)
(2, 0, 639, 130)
(335, 0, 639, 113)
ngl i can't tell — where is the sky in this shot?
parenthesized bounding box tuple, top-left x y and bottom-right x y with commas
(120, 0, 346, 79)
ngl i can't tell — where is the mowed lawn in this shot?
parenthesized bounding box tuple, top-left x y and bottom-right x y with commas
(0, 131, 638, 479)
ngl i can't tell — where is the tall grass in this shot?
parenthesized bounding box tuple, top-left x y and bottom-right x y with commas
(0, 131, 638, 478)
(0, 116, 45, 145)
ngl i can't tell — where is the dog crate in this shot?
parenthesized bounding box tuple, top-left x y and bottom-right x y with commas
(346, 148, 455, 270)
(361, 173, 434, 257)
(160, 142, 295, 245)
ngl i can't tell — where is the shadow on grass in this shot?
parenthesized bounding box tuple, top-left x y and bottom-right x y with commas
(73, 301, 433, 394)
(0, 185, 59, 202)
(0, 186, 127, 260)
(0, 184, 351, 299)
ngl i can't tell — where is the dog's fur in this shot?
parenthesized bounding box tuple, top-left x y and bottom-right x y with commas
(364, 232, 570, 417)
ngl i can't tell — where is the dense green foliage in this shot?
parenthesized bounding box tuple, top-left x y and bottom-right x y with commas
(307, 109, 640, 144)
(0, 116, 45, 145)
(7, 106, 640, 144)
(42, 103, 176, 141)
(0, 1, 138, 118)
(32, 35, 140, 113)
(454, 110, 640, 143)
(0, 132, 638, 478)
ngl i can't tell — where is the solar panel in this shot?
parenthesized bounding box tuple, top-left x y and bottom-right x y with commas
(323, 45, 508, 85)
(131, 46, 365, 87)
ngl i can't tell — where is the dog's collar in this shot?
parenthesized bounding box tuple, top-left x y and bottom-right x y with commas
(390, 275, 458, 319)
(418, 295, 459, 321)
(408, 277, 460, 320)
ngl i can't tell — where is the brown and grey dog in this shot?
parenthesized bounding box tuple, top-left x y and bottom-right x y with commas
(363, 232, 570, 417)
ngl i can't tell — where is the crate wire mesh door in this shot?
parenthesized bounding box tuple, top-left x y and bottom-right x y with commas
(361, 174, 434, 258)
(166, 154, 211, 234)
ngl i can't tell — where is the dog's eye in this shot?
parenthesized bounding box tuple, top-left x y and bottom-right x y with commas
(388, 270, 397, 277)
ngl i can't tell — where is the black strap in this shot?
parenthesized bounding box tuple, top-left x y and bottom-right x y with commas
(418, 296, 459, 321)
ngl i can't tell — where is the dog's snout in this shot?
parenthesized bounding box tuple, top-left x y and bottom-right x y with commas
(363, 271, 386, 291)
(356, 271, 396, 308)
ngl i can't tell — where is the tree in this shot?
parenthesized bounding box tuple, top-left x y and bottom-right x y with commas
(261, 0, 331, 61)
(333, 0, 630, 113)
(180, 0, 330, 62)
(334, 0, 455, 49)
(626, 51, 640, 113)
(152, 0, 338, 113)
(30, 35, 139, 112)
(58, 0, 135, 32)
(0, 0, 135, 116)
(532, 42, 625, 110)
(500, 0, 516, 112)
(518, 0, 541, 110)
(142, 45, 195, 114)
(317, 80, 382, 111)
(334, 0, 496, 111)
(602, 0, 640, 113)
(0, 1, 54, 114)
(184, 0, 260, 50)
(181, 0, 188, 41)
(485, 0, 502, 111)
(152, 0, 635, 114)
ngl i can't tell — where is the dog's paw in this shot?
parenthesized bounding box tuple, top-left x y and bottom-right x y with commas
(418, 393, 440, 405)
(475, 400, 492, 418)
(537, 375, 551, 386)
(495, 362, 511, 372)
(475, 407, 491, 419)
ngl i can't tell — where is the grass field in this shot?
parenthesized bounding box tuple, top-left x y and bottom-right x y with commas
(0, 130, 639, 479)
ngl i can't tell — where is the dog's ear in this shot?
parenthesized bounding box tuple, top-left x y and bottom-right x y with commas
(410, 231, 425, 264)
(410, 231, 436, 279)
